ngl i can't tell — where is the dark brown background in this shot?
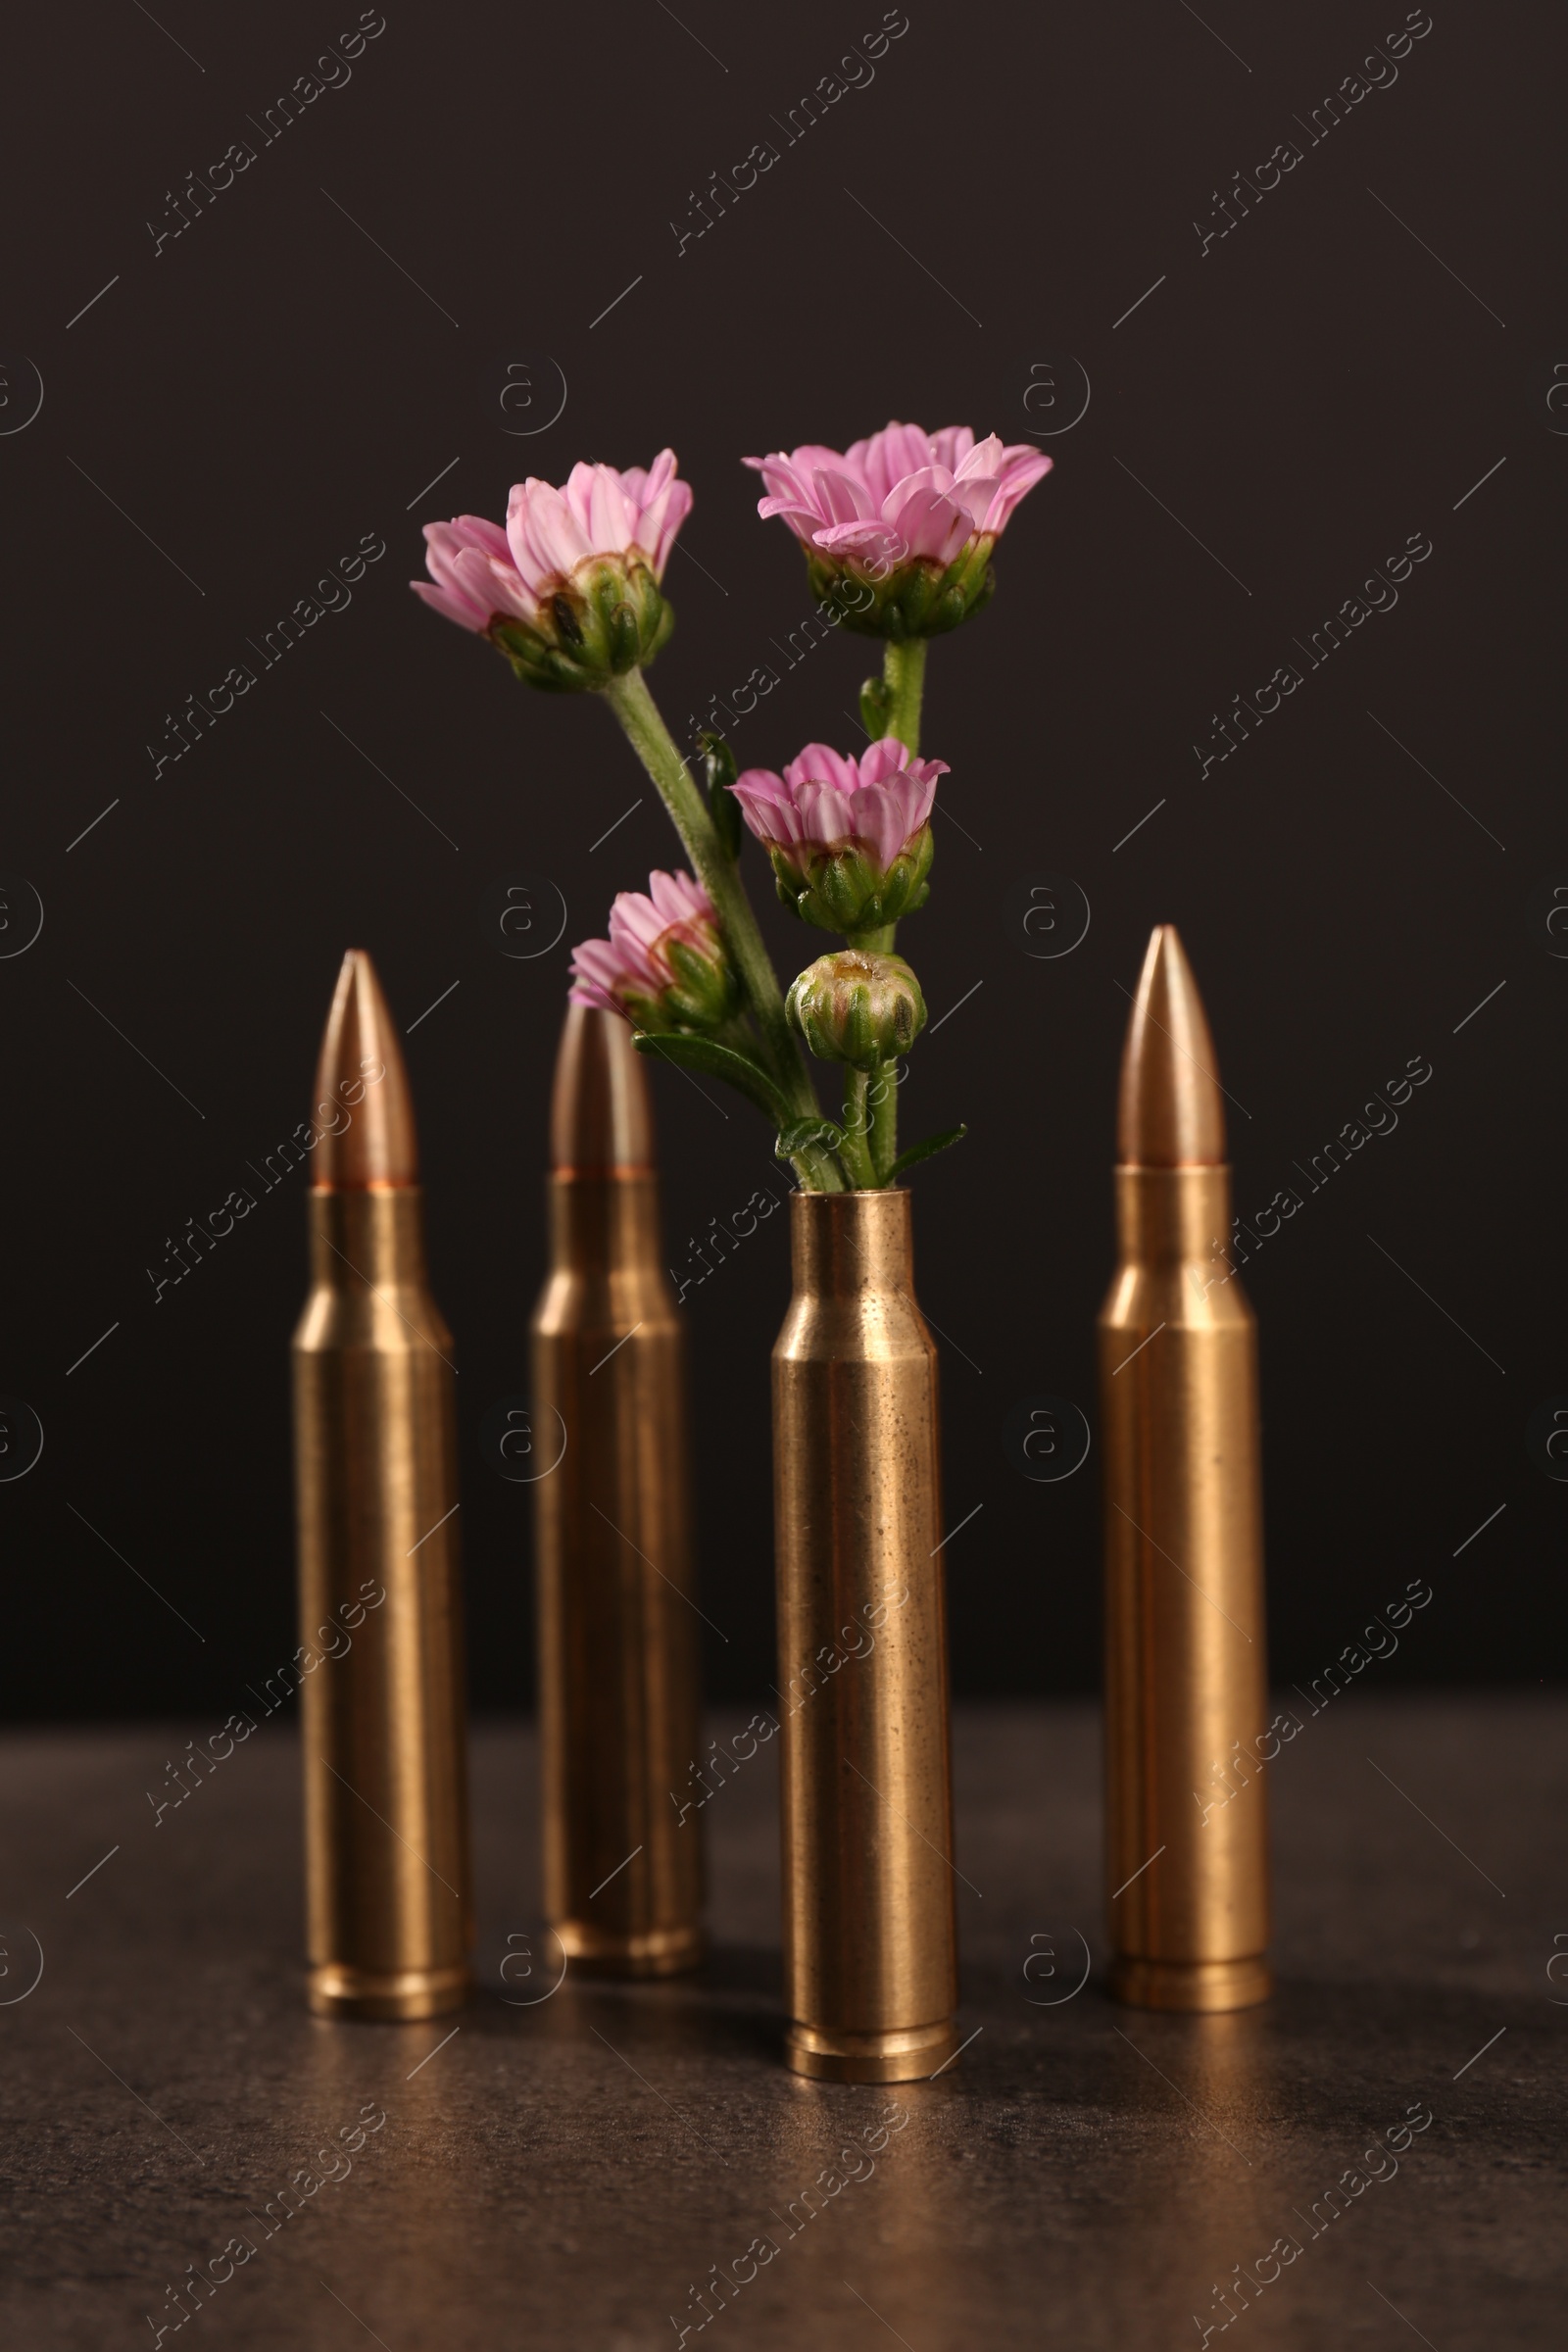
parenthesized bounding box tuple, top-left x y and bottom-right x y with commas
(1, 0, 1560, 1715)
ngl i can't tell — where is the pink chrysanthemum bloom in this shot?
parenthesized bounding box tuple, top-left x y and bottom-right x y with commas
(412, 452, 693, 690)
(568, 869, 735, 1034)
(730, 737, 948, 937)
(744, 422, 1051, 638)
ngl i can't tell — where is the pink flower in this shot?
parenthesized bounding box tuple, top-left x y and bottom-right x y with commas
(411, 514, 534, 635)
(745, 422, 1051, 571)
(505, 449, 692, 599)
(733, 738, 945, 870)
(568, 870, 734, 1032)
(730, 738, 947, 936)
(412, 451, 693, 689)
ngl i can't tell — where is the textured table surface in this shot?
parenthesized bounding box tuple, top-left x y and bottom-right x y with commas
(2, 1695, 1562, 2349)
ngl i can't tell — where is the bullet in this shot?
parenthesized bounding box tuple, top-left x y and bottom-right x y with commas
(292, 951, 472, 2019)
(530, 1003, 703, 1975)
(1098, 926, 1271, 2011)
(774, 1189, 959, 2081)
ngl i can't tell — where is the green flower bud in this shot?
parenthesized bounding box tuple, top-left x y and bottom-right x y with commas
(786, 950, 927, 1071)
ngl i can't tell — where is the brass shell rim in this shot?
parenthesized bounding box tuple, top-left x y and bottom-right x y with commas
(554, 1921, 704, 1979)
(549, 1164, 657, 1183)
(307, 1178, 417, 1194)
(785, 2018, 959, 2082)
(791, 1185, 913, 1200)
(1108, 1955, 1272, 2013)
(307, 1961, 470, 2022)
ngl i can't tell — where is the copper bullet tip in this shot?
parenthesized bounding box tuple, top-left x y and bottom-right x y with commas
(1116, 925, 1227, 1167)
(549, 1001, 654, 1176)
(312, 950, 418, 1186)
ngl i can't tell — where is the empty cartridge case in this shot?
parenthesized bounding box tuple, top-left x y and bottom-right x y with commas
(530, 1002, 702, 1976)
(1099, 925, 1271, 2012)
(774, 1187, 959, 2081)
(293, 950, 472, 2019)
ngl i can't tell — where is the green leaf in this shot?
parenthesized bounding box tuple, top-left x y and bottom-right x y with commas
(885, 1123, 968, 1183)
(633, 1031, 792, 1127)
(696, 729, 738, 793)
(775, 1116, 844, 1158)
(697, 730, 744, 858)
(859, 673, 893, 739)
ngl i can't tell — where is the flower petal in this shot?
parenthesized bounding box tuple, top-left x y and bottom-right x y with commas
(845, 421, 933, 509)
(783, 743, 862, 800)
(808, 466, 879, 530)
(587, 465, 632, 556)
(812, 516, 906, 565)
(881, 474, 972, 566)
(792, 780, 860, 849)
(928, 424, 975, 473)
(731, 770, 799, 846)
(568, 936, 634, 1008)
(410, 578, 488, 631)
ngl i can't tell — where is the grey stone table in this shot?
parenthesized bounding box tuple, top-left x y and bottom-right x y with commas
(2, 1696, 1563, 2349)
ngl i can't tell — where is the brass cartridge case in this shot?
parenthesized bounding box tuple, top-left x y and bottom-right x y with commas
(530, 1004, 702, 1976)
(1099, 927, 1271, 2012)
(293, 953, 472, 2020)
(773, 1188, 959, 2082)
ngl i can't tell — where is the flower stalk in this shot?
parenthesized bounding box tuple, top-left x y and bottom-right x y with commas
(839, 1068, 875, 1191)
(603, 669, 842, 1190)
(866, 1059, 901, 1186)
(859, 637, 925, 1161)
(880, 639, 926, 759)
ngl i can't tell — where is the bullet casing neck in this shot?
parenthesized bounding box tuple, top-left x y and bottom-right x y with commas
(547, 1171, 667, 1277)
(1115, 1164, 1233, 1265)
(786, 1186, 916, 1298)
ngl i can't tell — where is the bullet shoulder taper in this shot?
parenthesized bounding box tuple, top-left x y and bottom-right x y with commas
(1117, 925, 1227, 1168)
(313, 950, 417, 1187)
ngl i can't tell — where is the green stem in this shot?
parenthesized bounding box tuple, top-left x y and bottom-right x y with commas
(843, 934, 902, 1170)
(839, 1069, 875, 1190)
(866, 1058, 900, 1185)
(603, 668, 842, 1191)
(867, 640, 928, 1163)
(881, 638, 927, 758)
